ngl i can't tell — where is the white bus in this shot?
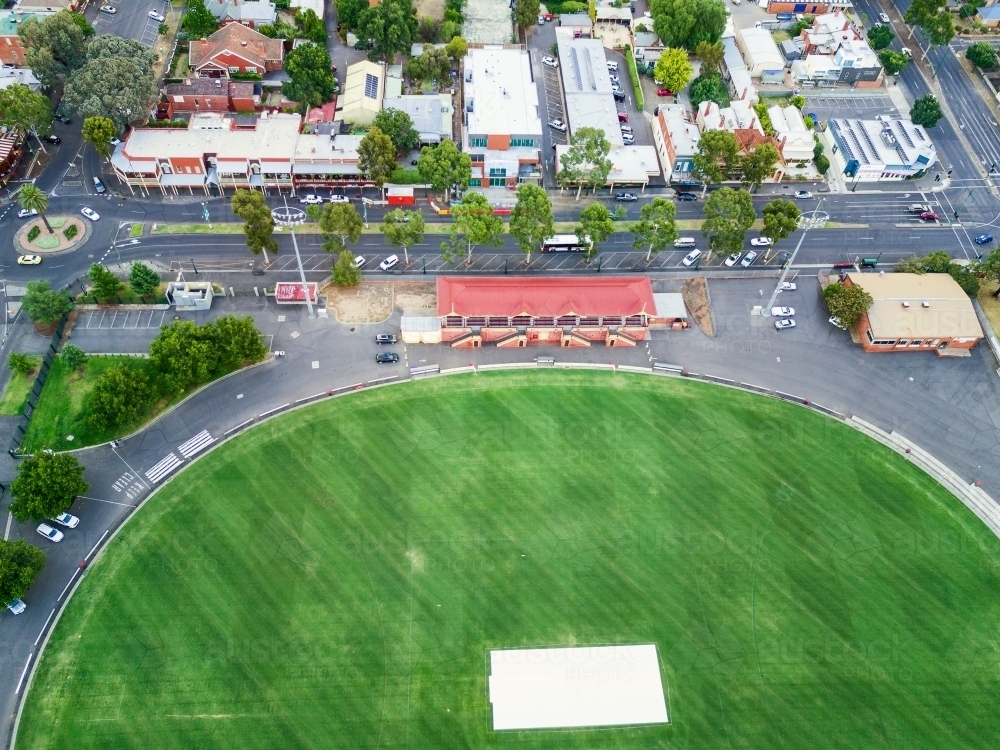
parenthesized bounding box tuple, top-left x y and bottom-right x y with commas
(540, 234, 590, 253)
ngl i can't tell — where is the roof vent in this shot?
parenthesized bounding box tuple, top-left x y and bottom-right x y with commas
(242, 41, 248, 46)
(921, 301, 930, 308)
(901, 301, 910, 308)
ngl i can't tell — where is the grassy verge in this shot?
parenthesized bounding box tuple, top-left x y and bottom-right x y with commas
(0, 356, 42, 416)
(978, 280, 1000, 333)
(129, 223, 144, 238)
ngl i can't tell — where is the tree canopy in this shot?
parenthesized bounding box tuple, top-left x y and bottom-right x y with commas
(576, 203, 615, 262)
(904, 0, 954, 47)
(692, 130, 739, 184)
(0, 539, 46, 607)
(650, 0, 727, 51)
(509, 184, 554, 264)
(333, 250, 362, 286)
(701, 187, 756, 256)
(694, 40, 724, 75)
(357, 0, 418, 61)
(740, 143, 781, 192)
(823, 282, 873, 328)
(358, 126, 397, 187)
(129, 262, 161, 298)
(62, 37, 158, 131)
(18, 10, 91, 87)
(878, 49, 909, 76)
(631, 197, 678, 261)
(21, 280, 72, 324)
(336, 0, 369, 30)
(150, 317, 267, 395)
(319, 203, 363, 253)
(514, 0, 541, 30)
(9, 452, 89, 523)
(88, 364, 156, 431)
(910, 94, 943, 128)
(232, 189, 278, 263)
(867, 24, 894, 51)
(182, 0, 220, 39)
(442, 193, 504, 265)
(0, 85, 53, 139)
(88, 263, 123, 300)
(383, 209, 425, 265)
(688, 72, 729, 108)
(418, 140, 471, 197)
(761, 199, 801, 253)
(82, 116, 117, 157)
(372, 108, 419, 153)
(967, 42, 998, 70)
(559, 127, 612, 197)
(654, 48, 694, 95)
(295, 8, 327, 44)
(283, 42, 337, 109)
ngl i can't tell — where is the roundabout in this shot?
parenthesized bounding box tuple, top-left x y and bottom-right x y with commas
(14, 371, 1000, 749)
(13, 215, 92, 255)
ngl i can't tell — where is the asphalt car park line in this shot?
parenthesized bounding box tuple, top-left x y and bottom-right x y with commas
(77, 495, 138, 508)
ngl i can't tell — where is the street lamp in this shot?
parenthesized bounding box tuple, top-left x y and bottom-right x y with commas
(762, 199, 824, 318)
(272, 200, 315, 319)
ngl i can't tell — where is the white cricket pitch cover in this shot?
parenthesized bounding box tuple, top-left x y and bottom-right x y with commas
(488, 644, 668, 731)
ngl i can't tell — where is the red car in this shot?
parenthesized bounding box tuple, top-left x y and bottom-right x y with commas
(617, 111, 629, 123)
(656, 88, 674, 97)
(919, 211, 939, 222)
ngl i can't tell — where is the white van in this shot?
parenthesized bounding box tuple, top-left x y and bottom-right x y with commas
(606, 61, 619, 72)
(673, 237, 696, 248)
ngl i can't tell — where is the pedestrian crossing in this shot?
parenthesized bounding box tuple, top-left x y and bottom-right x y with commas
(145, 453, 182, 484)
(178, 430, 215, 458)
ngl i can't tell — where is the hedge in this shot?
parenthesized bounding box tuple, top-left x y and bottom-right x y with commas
(27, 225, 40, 242)
(63, 225, 78, 240)
(389, 168, 425, 185)
(625, 45, 644, 112)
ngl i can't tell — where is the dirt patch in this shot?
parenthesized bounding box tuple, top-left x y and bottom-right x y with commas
(321, 281, 438, 323)
(394, 281, 436, 314)
(681, 277, 713, 337)
(415, 0, 445, 20)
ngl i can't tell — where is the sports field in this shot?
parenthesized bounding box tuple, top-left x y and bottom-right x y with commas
(17, 371, 1000, 749)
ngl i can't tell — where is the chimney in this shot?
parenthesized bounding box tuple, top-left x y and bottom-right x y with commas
(901, 301, 910, 308)
(921, 301, 930, 308)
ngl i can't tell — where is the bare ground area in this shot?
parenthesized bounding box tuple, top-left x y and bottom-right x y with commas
(682, 278, 713, 337)
(416, 0, 445, 21)
(322, 281, 437, 323)
(395, 281, 437, 315)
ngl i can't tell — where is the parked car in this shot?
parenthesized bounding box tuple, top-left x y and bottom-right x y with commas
(724, 252, 741, 267)
(44, 135, 61, 145)
(7, 598, 26, 615)
(794, 190, 813, 199)
(17, 255, 42, 265)
(878, 12, 890, 23)
(620, 124, 633, 134)
(379, 254, 399, 271)
(354, 255, 367, 269)
(51, 512, 80, 528)
(615, 192, 637, 202)
(740, 250, 758, 267)
(17, 208, 37, 219)
(81, 207, 100, 221)
(542, 56, 558, 69)
(900, 46, 911, 56)
(148, 10, 165, 21)
(99, 4, 116, 12)
(750, 237, 772, 247)
(770, 306, 795, 317)
(375, 352, 399, 364)
(549, 119, 567, 132)
(681, 249, 702, 266)
(606, 61, 618, 71)
(328, 194, 350, 203)
(656, 88, 674, 97)
(375, 334, 397, 344)
(537, 13, 544, 23)
(617, 111, 629, 123)
(622, 134, 635, 145)
(919, 211, 939, 222)
(93, 176, 106, 194)
(613, 90, 625, 102)
(36, 523, 64, 543)
(774, 318, 796, 330)
(54, 113, 71, 125)
(676, 192, 697, 201)
(299, 194, 323, 205)
(975, 234, 994, 245)
(780, 281, 797, 291)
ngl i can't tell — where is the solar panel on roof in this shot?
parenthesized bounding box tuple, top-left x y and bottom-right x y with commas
(364, 73, 378, 99)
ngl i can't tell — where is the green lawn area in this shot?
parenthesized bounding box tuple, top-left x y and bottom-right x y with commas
(17, 371, 1000, 749)
(20, 357, 159, 451)
(0, 356, 41, 416)
(129, 222, 144, 238)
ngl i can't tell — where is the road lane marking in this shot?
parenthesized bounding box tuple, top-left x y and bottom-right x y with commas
(15, 654, 32, 694)
(33, 609, 55, 646)
(86, 530, 109, 561)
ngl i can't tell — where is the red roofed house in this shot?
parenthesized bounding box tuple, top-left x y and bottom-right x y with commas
(435, 276, 658, 347)
(189, 23, 284, 77)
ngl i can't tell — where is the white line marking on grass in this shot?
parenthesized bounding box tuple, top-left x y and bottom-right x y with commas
(15, 654, 32, 694)
(33, 609, 55, 646)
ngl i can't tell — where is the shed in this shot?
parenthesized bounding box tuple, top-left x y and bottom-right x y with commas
(401, 315, 442, 344)
(780, 39, 801, 61)
(650, 293, 689, 328)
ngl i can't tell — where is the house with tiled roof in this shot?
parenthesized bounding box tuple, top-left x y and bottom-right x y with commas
(0, 10, 42, 66)
(189, 23, 284, 77)
(205, 0, 277, 29)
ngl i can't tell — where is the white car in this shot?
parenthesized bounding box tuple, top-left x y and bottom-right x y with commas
(770, 306, 795, 317)
(52, 512, 80, 528)
(7, 598, 26, 615)
(750, 237, 772, 247)
(17, 208, 37, 219)
(17, 255, 42, 265)
(328, 194, 350, 203)
(774, 319, 796, 330)
(878, 12, 890, 23)
(740, 250, 758, 267)
(548, 119, 567, 132)
(542, 56, 558, 69)
(354, 255, 367, 269)
(900, 46, 911, 56)
(298, 194, 323, 205)
(794, 190, 813, 199)
(36, 523, 64, 543)
(379, 254, 399, 271)
(148, 10, 165, 21)
(681, 249, 702, 267)
(99, 4, 116, 12)
(81, 207, 100, 221)
(780, 281, 797, 291)
(724, 252, 741, 267)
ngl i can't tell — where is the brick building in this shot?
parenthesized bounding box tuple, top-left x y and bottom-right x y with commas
(163, 78, 258, 115)
(189, 23, 283, 77)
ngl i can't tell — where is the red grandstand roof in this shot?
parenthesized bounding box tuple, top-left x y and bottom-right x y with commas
(437, 277, 656, 318)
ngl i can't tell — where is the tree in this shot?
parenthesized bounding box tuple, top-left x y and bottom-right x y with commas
(445, 35, 468, 60)
(333, 250, 363, 286)
(904, 0, 954, 47)
(295, 8, 327, 44)
(878, 49, 909, 76)
(212, 315, 268, 370)
(688, 72, 729, 108)
(337, 0, 369, 30)
(18, 10, 91, 87)
(21, 280, 72, 325)
(7, 353, 35, 377)
(576, 203, 615, 262)
(631, 197, 678, 262)
(383, 208, 425, 266)
(82, 116, 117, 158)
(358, 0, 418, 62)
(358, 126, 397, 187)
(0, 85, 53, 147)
(63, 44, 158, 132)
(149, 320, 215, 394)
(692, 129, 739, 185)
(319, 203, 363, 253)
(0, 540, 46, 607)
(740, 143, 781, 192)
(9, 452, 89, 523)
(88, 263, 123, 300)
(654, 48, 694, 94)
(88, 364, 156, 431)
(695, 40, 724, 75)
(231, 189, 278, 264)
(60, 344, 87, 370)
(259, 19, 298, 41)
(868, 23, 894, 51)
(85, 34, 154, 73)
(559, 126, 612, 198)
(509, 184, 554, 265)
(911, 94, 943, 128)
(967, 42, 998, 70)
(442, 193, 504, 266)
(129, 262, 161, 298)
(822, 282, 873, 328)
(17, 185, 52, 234)
(761, 199, 800, 259)
(701, 187, 756, 258)
(372, 107, 419, 153)
(514, 0, 541, 30)
(411, 44, 451, 87)
(978, 247, 1000, 298)
(950, 264, 980, 297)
(650, 0, 726, 51)
(418, 140, 471, 200)
(282, 42, 336, 109)
(182, 0, 219, 39)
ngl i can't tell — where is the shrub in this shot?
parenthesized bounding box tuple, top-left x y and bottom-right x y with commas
(389, 168, 426, 184)
(60, 345, 87, 370)
(7, 353, 35, 377)
(27, 226, 40, 242)
(815, 154, 830, 174)
(624, 46, 644, 111)
(63, 225, 78, 240)
(87, 365, 156, 431)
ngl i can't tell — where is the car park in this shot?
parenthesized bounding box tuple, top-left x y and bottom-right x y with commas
(976, 234, 994, 244)
(879, 12, 890, 23)
(17, 255, 42, 265)
(299, 194, 323, 204)
(919, 211, 939, 222)
(681, 249, 702, 266)
(676, 192, 696, 201)
(328, 194, 350, 203)
(770, 306, 795, 317)
(148, 10, 165, 21)
(794, 190, 812, 199)
(379, 254, 399, 271)
(780, 281, 797, 291)
(724, 252, 741, 267)
(7, 598, 26, 615)
(542, 56, 558, 69)
(93, 176, 106, 194)
(740, 250, 758, 267)
(615, 192, 637, 202)
(81, 207, 100, 221)
(750, 237, 772, 247)
(656, 88, 674, 97)
(44, 135, 61, 145)
(100, 4, 116, 12)
(375, 334, 397, 344)
(52, 512, 80, 528)
(17, 208, 37, 219)
(774, 318, 796, 330)
(549, 119, 567, 132)
(354, 255, 367, 269)
(37, 523, 64, 543)
(375, 352, 399, 364)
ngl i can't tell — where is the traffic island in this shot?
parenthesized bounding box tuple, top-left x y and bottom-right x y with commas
(14, 216, 92, 255)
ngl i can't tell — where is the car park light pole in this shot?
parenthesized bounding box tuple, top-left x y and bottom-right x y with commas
(272, 200, 315, 320)
(762, 199, 823, 318)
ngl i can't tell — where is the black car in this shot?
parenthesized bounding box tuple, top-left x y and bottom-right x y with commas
(54, 114, 71, 125)
(778, 251, 791, 268)
(375, 352, 399, 364)
(44, 135, 61, 145)
(615, 192, 637, 202)
(676, 192, 697, 201)
(375, 334, 397, 344)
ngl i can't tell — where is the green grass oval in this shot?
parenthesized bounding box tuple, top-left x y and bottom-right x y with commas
(17, 371, 1000, 749)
